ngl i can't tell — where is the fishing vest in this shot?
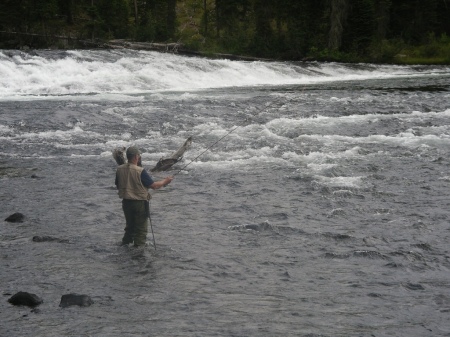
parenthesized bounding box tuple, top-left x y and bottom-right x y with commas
(116, 163, 151, 201)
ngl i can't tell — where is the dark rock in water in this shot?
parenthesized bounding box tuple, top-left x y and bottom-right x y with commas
(59, 293, 94, 308)
(404, 283, 425, 291)
(242, 224, 261, 231)
(8, 292, 43, 307)
(413, 243, 432, 251)
(32, 236, 69, 243)
(5, 212, 24, 222)
(33, 236, 56, 242)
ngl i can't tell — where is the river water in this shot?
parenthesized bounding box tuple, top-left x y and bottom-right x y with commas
(1, 50, 450, 337)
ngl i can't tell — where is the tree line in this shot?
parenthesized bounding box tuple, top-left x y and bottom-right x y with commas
(0, 0, 449, 63)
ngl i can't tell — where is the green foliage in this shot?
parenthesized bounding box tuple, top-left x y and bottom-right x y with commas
(367, 34, 450, 64)
(400, 33, 450, 64)
(0, 0, 448, 64)
(368, 38, 406, 63)
(97, 0, 130, 38)
(136, 10, 157, 41)
(342, 0, 374, 53)
(307, 46, 360, 63)
(0, 0, 24, 30)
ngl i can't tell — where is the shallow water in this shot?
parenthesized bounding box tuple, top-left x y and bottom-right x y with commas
(1, 50, 450, 336)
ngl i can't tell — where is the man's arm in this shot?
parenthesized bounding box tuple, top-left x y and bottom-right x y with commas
(150, 176, 174, 190)
(141, 169, 173, 190)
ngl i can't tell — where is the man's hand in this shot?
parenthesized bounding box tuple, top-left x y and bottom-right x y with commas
(150, 176, 174, 190)
(164, 176, 174, 186)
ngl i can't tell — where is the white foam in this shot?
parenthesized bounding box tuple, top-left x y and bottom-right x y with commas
(3, 126, 102, 144)
(0, 124, 14, 136)
(1, 50, 449, 100)
(267, 109, 450, 136)
(314, 175, 365, 188)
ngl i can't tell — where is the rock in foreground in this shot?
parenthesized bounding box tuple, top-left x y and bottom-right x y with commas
(59, 293, 94, 308)
(5, 212, 25, 222)
(8, 291, 43, 307)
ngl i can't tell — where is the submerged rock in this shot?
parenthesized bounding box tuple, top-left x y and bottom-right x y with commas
(59, 293, 94, 308)
(0, 166, 38, 178)
(228, 221, 273, 231)
(32, 236, 69, 243)
(5, 213, 25, 222)
(8, 291, 43, 307)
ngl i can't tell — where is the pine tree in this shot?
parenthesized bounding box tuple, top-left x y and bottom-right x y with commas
(328, 0, 350, 50)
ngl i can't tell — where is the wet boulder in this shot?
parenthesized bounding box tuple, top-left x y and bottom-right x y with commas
(5, 212, 25, 222)
(59, 293, 94, 308)
(8, 291, 43, 307)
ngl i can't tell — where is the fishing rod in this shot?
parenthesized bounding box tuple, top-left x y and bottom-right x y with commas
(146, 99, 282, 250)
(172, 100, 279, 176)
(113, 101, 277, 251)
(172, 125, 240, 175)
(147, 201, 157, 250)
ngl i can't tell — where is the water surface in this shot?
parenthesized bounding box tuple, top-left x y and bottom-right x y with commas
(1, 50, 450, 337)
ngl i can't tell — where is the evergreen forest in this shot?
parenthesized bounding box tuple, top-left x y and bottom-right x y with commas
(1, 0, 449, 64)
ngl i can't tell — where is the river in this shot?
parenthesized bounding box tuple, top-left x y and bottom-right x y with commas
(1, 49, 450, 337)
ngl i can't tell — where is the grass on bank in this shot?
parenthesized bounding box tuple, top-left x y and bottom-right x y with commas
(285, 34, 450, 64)
(181, 34, 450, 65)
(366, 34, 450, 65)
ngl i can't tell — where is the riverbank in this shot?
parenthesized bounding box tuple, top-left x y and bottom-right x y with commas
(1, 31, 449, 65)
(0, 32, 279, 62)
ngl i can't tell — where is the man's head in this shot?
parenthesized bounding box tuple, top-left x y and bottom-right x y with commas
(126, 146, 141, 161)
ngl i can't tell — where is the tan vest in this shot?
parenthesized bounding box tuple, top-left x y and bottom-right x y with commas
(116, 163, 151, 200)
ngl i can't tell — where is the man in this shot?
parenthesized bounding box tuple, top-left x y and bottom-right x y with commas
(115, 146, 173, 247)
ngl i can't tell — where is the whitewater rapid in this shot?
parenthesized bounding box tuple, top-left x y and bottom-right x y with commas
(1, 49, 449, 100)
